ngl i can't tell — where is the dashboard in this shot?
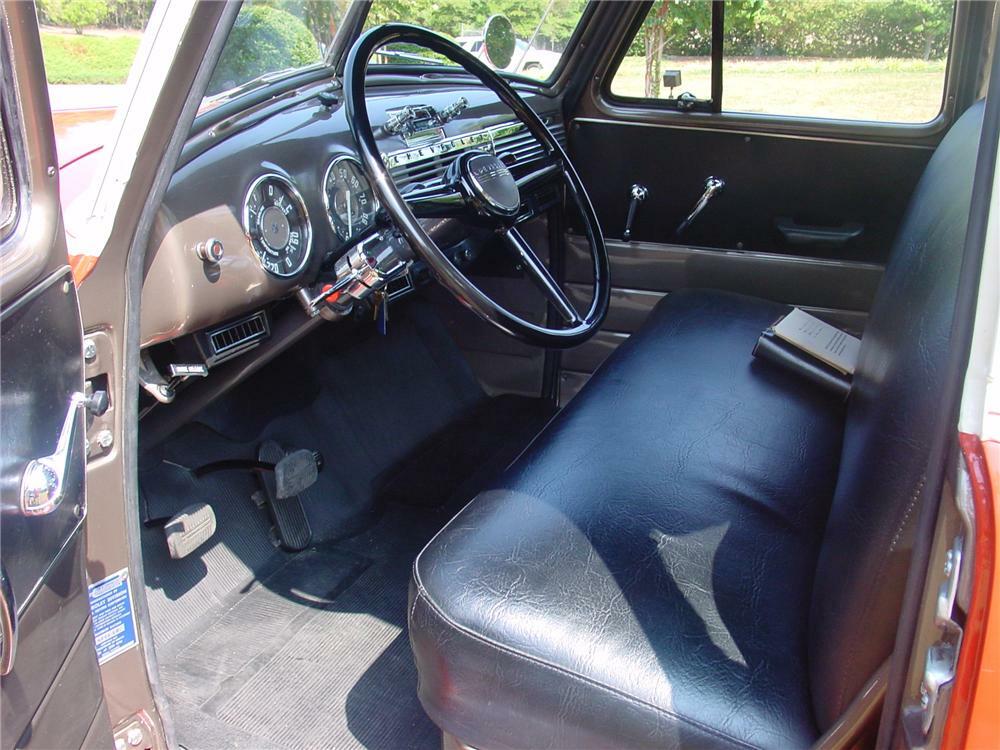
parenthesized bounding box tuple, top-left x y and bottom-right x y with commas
(140, 80, 566, 361)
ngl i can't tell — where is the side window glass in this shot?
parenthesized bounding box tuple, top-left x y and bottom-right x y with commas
(610, 0, 713, 102)
(608, 0, 955, 124)
(722, 0, 953, 123)
(37, 1, 157, 214)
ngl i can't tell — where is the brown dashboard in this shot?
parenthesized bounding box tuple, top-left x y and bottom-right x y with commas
(140, 79, 565, 354)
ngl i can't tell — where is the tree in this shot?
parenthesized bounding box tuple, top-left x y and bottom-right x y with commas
(43, 0, 110, 34)
(643, 1, 671, 98)
(256, 0, 352, 51)
(207, 5, 320, 96)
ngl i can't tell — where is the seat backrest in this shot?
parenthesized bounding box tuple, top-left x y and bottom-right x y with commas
(808, 100, 986, 729)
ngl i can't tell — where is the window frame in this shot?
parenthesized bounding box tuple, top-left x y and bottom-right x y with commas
(0, 106, 21, 244)
(0, 28, 29, 254)
(597, 0, 976, 142)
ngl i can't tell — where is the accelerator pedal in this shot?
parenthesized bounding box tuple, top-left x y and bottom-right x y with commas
(258, 440, 313, 551)
(164, 503, 217, 559)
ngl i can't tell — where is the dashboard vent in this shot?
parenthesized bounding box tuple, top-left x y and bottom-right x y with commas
(388, 118, 567, 192)
(204, 310, 269, 365)
(493, 121, 566, 165)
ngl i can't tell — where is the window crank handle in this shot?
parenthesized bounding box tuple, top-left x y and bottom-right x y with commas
(622, 183, 648, 241)
(676, 176, 725, 236)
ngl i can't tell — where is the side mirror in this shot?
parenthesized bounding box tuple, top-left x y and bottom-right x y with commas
(662, 69, 682, 97)
(482, 15, 515, 69)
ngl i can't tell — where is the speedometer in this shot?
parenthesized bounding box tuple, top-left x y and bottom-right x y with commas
(243, 173, 312, 278)
(324, 156, 379, 242)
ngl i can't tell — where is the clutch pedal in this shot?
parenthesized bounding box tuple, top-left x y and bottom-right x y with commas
(164, 502, 217, 559)
(258, 440, 314, 551)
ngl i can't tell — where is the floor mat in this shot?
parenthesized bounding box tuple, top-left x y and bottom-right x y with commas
(140, 303, 556, 749)
(156, 510, 447, 750)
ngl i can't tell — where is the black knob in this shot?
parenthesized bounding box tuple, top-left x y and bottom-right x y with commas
(85, 390, 110, 417)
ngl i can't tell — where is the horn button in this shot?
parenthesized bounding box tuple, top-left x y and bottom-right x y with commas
(448, 151, 521, 218)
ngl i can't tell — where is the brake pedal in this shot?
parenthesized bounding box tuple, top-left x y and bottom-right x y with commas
(258, 441, 313, 551)
(164, 503, 217, 559)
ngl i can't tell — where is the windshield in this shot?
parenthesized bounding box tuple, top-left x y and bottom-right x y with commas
(364, 0, 587, 80)
(202, 0, 587, 111)
(202, 0, 346, 111)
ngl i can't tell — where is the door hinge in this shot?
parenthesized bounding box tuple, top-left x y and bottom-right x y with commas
(902, 534, 965, 747)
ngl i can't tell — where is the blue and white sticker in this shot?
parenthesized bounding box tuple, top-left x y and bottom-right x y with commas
(88, 568, 138, 665)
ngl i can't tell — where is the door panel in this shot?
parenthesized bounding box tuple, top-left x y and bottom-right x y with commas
(565, 236, 883, 317)
(0, 3, 110, 747)
(556, 115, 930, 400)
(1, 272, 88, 609)
(570, 119, 934, 263)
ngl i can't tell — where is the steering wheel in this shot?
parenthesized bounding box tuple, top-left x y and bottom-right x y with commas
(344, 23, 610, 348)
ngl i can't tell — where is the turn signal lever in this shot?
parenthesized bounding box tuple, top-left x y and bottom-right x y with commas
(297, 230, 413, 320)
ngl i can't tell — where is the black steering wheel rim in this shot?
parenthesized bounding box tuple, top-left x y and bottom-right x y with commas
(344, 23, 610, 348)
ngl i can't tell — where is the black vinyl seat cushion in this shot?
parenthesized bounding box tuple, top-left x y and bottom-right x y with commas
(410, 290, 846, 750)
(410, 100, 984, 750)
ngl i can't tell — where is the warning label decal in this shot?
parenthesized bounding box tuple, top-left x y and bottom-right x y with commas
(88, 568, 138, 665)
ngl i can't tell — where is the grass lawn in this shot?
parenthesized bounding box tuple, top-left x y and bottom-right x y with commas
(612, 56, 948, 123)
(41, 32, 140, 85)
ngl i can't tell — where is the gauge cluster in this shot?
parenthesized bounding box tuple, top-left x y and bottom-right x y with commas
(324, 156, 380, 242)
(243, 174, 312, 278)
(146, 84, 562, 352)
(241, 155, 379, 281)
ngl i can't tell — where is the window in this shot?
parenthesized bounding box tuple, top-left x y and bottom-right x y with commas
(610, 0, 955, 124)
(363, 0, 589, 82)
(38, 1, 157, 165)
(611, 1, 714, 102)
(205, 0, 339, 105)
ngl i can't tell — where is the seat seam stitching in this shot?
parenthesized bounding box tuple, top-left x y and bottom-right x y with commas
(411, 581, 762, 750)
(833, 473, 925, 712)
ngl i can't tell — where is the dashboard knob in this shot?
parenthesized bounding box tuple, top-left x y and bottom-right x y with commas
(196, 238, 224, 263)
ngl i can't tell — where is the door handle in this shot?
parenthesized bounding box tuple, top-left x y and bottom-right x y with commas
(675, 176, 725, 236)
(0, 563, 15, 676)
(19, 392, 88, 516)
(775, 217, 864, 247)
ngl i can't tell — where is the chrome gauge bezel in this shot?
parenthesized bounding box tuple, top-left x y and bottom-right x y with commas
(323, 155, 381, 242)
(242, 172, 313, 278)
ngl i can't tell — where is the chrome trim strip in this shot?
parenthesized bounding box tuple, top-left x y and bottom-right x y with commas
(382, 121, 522, 169)
(599, 237, 886, 271)
(382, 119, 566, 170)
(571, 117, 937, 150)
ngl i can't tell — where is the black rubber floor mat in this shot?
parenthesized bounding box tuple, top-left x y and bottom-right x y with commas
(140, 425, 286, 647)
(375, 394, 557, 507)
(158, 508, 447, 750)
(139, 303, 558, 749)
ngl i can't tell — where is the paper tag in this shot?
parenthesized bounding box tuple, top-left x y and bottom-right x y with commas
(88, 568, 139, 665)
(772, 307, 860, 375)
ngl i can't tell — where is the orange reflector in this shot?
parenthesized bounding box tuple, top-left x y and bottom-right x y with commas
(944, 433, 998, 750)
(69, 254, 99, 286)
